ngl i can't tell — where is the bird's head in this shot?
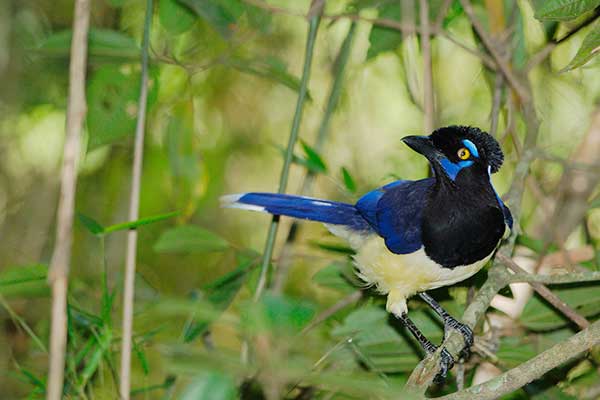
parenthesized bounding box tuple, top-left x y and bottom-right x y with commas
(402, 126, 504, 181)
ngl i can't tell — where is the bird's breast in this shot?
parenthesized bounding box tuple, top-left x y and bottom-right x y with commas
(353, 235, 491, 300)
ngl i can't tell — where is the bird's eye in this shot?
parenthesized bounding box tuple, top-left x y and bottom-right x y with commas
(457, 148, 470, 160)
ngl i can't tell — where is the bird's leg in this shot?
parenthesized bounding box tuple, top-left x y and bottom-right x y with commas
(418, 292, 473, 359)
(397, 313, 454, 382)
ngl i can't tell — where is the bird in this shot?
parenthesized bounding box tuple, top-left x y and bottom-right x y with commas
(221, 125, 512, 381)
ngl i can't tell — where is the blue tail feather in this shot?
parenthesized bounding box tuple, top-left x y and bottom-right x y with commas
(221, 192, 371, 232)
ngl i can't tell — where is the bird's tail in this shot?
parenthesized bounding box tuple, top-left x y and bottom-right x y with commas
(220, 192, 371, 232)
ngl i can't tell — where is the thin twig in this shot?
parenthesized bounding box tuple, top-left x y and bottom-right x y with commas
(459, 0, 529, 102)
(438, 320, 600, 400)
(489, 73, 503, 136)
(254, 0, 324, 301)
(119, 0, 153, 398)
(46, 0, 90, 398)
(497, 253, 590, 330)
(301, 291, 362, 335)
(420, 0, 434, 133)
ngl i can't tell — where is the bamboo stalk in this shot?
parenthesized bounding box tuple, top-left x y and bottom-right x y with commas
(253, 0, 325, 301)
(119, 0, 153, 398)
(46, 1, 90, 398)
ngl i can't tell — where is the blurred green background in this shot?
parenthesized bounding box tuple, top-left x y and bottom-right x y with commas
(1, 0, 600, 398)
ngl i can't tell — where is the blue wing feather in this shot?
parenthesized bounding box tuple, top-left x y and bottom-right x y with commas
(356, 179, 434, 254)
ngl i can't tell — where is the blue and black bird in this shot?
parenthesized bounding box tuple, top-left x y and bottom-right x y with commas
(221, 126, 512, 379)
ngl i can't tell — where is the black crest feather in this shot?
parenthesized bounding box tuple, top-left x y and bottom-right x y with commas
(431, 126, 504, 173)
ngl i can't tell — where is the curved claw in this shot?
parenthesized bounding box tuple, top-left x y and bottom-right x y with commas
(434, 348, 455, 384)
(445, 319, 474, 360)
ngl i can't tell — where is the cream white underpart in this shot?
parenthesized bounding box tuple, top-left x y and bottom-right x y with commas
(325, 225, 493, 317)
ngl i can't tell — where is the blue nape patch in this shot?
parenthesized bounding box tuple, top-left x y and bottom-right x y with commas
(462, 139, 479, 157)
(440, 158, 473, 180)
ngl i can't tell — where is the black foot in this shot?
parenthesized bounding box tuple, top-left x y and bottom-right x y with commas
(434, 347, 455, 384)
(444, 317, 473, 360)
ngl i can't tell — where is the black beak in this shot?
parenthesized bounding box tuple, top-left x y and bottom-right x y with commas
(402, 135, 438, 159)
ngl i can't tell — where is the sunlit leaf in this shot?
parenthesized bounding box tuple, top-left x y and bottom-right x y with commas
(160, 0, 197, 34)
(0, 264, 48, 298)
(300, 140, 327, 173)
(532, 0, 600, 21)
(341, 167, 357, 193)
(520, 285, 600, 330)
(154, 225, 230, 253)
(561, 25, 600, 71)
(180, 371, 237, 400)
(37, 28, 139, 60)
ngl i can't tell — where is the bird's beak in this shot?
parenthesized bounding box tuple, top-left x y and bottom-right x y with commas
(402, 135, 438, 160)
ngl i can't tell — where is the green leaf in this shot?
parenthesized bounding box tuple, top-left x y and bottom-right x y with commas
(261, 293, 315, 331)
(183, 252, 257, 342)
(37, 28, 139, 60)
(154, 225, 230, 254)
(443, 0, 464, 27)
(181, 371, 237, 400)
(179, 0, 240, 38)
(367, 2, 402, 60)
(300, 140, 327, 173)
(160, 0, 197, 34)
(520, 285, 600, 330)
(561, 25, 600, 71)
(228, 57, 308, 97)
(341, 167, 357, 193)
(104, 211, 180, 234)
(0, 264, 48, 298)
(309, 240, 355, 255)
(77, 213, 105, 235)
(87, 65, 159, 150)
(332, 306, 440, 372)
(312, 262, 362, 292)
(533, 0, 600, 21)
(77, 211, 179, 236)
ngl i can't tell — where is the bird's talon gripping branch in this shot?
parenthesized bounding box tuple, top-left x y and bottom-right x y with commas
(434, 348, 455, 383)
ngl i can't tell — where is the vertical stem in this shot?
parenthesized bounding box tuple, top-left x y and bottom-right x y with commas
(46, 1, 90, 399)
(272, 20, 356, 293)
(253, 0, 324, 301)
(119, 0, 153, 398)
(419, 0, 434, 133)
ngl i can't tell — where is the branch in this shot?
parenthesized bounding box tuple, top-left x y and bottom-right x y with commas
(497, 253, 590, 330)
(119, 0, 153, 398)
(254, 0, 324, 301)
(458, 0, 530, 102)
(438, 319, 600, 400)
(46, 1, 90, 399)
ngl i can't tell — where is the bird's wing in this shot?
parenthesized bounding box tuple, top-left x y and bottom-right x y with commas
(355, 178, 434, 254)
